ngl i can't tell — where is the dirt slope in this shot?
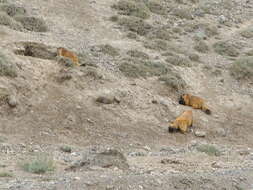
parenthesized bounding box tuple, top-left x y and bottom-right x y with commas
(0, 0, 253, 189)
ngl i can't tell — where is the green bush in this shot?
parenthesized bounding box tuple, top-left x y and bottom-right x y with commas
(213, 41, 239, 57)
(119, 59, 169, 78)
(14, 16, 47, 32)
(230, 57, 253, 81)
(22, 154, 54, 174)
(0, 52, 17, 77)
(0, 172, 12, 177)
(196, 144, 221, 156)
(112, 0, 150, 19)
(194, 40, 209, 53)
(117, 16, 152, 36)
(0, 4, 26, 17)
(0, 12, 23, 31)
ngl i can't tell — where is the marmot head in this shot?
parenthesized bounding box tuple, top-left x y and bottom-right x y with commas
(168, 122, 178, 133)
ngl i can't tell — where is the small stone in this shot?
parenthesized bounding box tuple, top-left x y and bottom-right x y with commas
(7, 95, 18, 107)
(215, 128, 226, 137)
(211, 162, 221, 168)
(194, 130, 206, 137)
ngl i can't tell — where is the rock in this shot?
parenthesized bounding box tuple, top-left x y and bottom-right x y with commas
(7, 95, 18, 107)
(67, 148, 129, 171)
(194, 130, 206, 137)
(211, 162, 222, 168)
(215, 128, 226, 137)
(96, 96, 120, 104)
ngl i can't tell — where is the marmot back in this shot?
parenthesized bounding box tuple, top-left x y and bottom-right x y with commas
(57, 47, 79, 66)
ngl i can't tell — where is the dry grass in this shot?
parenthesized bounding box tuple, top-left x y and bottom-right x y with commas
(230, 57, 253, 81)
(172, 7, 193, 20)
(165, 55, 191, 67)
(126, 50, 149, 59)
(213, 41, 240, 57)
(144, 39, 168, 51)
(196, 144, 221, 156)
(14, 16, 48, 32)
(0, 172, 13, 177)
(0, 12, 23, 31)
(0, 52, 17, 77)
(112, 0, 150, 19)
(159, 72, 186, 92)
(0, 3, 26, 17)
(117, 16, 152, 36)
(119, 58, 169, 78)
(99, 44, 120, 57)
(145, 0, 167, 15)
(194, 40, 209, 53)
(240, 27, 253, 39)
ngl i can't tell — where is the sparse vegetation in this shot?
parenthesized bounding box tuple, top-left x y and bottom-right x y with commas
(173, 7, 193, 20)
(245, 49, 253, 56)
(194, 40, 209, 53)
(149, 28, 172, 41)
(119, 58, 169, 78)
(0, 52, 17, 77)
(144, 39, 168, 51)
(145, 0, 167, 15)
(188, 53, 200, 62)
(117, 16, 152, 36)
(165, 55, 191, 67)
(213, 41, 240, 57)
(0, 4, 26, 17)
(60, 146, 72, 153)
(196, 144, 221, 156)
(14, 16, 48, 32)
(0, 12, 23, 31)
(159, 73, 186, 91)
(127, 50, 149, 59)
(21, 154, 54, 174)
(240, 27, 253, 39)
(0, 172, 12, 177)
(230, 57, 253, 81)
(99, 44, 119, 57)
(112, 0, 150, 19)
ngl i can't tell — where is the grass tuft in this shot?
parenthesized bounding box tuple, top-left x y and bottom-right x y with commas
(196, 144, 221, 156)
(230, 57, 253, 81)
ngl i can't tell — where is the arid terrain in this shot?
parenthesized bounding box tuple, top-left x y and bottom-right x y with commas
(0, 0, 253, 189)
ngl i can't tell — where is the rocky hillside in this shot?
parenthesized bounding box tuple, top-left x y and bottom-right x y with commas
(0, 0, 253, 189)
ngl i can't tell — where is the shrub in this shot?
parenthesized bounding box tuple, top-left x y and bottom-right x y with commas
(0, 52, 17, 77)
(127, 49, 149, 59)
(117, 16, 152, 36)
(145, 0, 167, 15)
(0, 172, 12, 177)
(150, 28, 172, 41)
(60, 146, 72, 153)
(230, 57, 253, 81)
(14, 16, 47, 32)
(126, 32, 138, 39)
(172, 8, 193, 20)
(0, 4, 26, 17)
(194, 40, 209, 53)
(165, 55, 191, 67)
(21, 154, 54, 174)
(213, 41, 240, 57)
(119, 59, 169, 78)
(240, 27, 253, 39)
(144, 39, 168, 51)
(188, 53, 200, 62)
(112, 0, 150, 19)
(0, 12, 23, 31)
(196, 144, 221, 156)
(22, 42, 56, 60)
(99, 44, 119, 57)
(245, 49, 253, 56)
(159, 73, 186, 91)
